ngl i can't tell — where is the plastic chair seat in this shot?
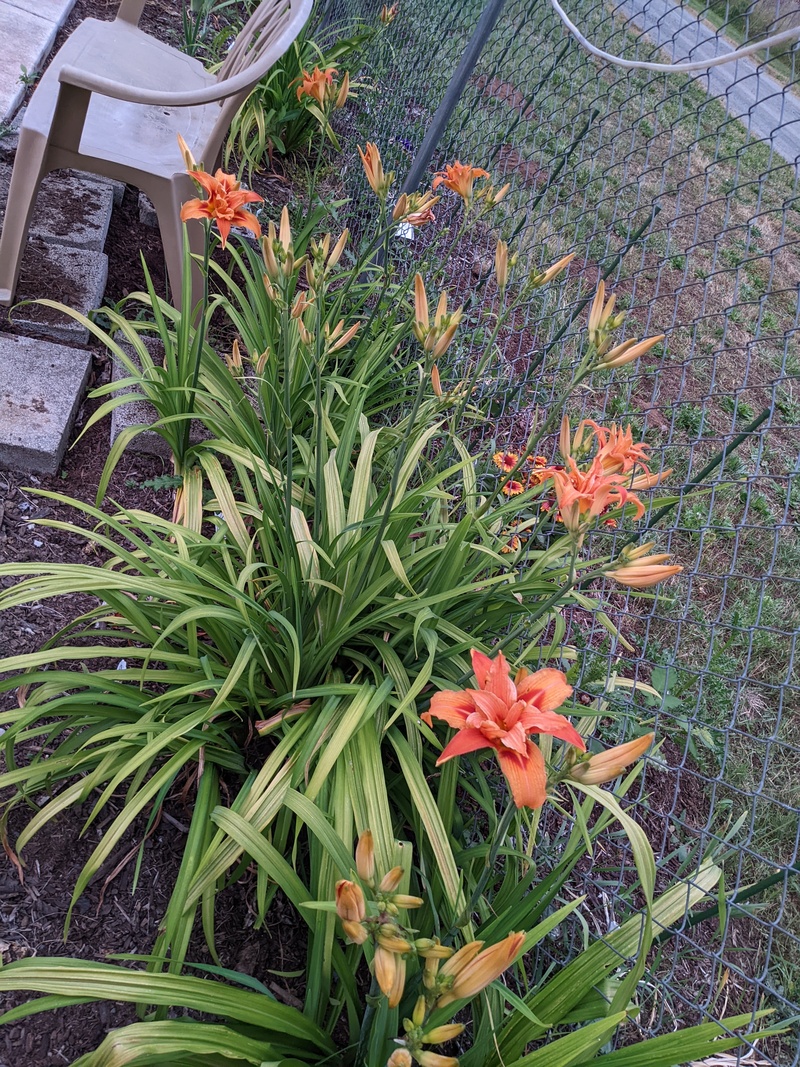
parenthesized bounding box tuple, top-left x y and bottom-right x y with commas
(0, 0, 311, 307)
(24, 19, 221, 176)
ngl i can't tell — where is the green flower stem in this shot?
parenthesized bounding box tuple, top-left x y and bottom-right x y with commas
(354, 973, 382, 1067)
(181, 221, 212, 464)
(354, 362, 429, 598)
(453, 798, 517, 931)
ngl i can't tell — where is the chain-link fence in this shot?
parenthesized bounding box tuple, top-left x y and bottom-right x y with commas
(318, 0, 800, 1059)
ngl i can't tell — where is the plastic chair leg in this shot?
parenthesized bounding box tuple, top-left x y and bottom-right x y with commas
(150, 175, 206, 314)
(0, 130, 49, 306)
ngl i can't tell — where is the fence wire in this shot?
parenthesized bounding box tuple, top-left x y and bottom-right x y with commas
(320, 0, 800, 1059)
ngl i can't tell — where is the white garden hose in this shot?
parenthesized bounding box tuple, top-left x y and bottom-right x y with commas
(548, 0, 800, 72)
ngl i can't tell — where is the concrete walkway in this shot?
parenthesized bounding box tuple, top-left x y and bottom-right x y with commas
(617, 0, 800, 166)
(0, 0, 77, 124)
(0, 0, 114, 475)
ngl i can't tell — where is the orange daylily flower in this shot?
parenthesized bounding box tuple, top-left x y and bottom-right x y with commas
(432, 161, 490, 204)
(549, 455, 644, 535)
(436, 930, 525, 1007)
(422, 649, 584, 809)
(296, 65, 337, 106)
(583, 420, 652, 476)
(570, 732, 655, 784)
(180, 169, 263, 249)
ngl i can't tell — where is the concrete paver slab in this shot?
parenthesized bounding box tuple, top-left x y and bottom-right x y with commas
(110, 339, 206, 459)
(3, 0, 76, 19)
(0, 3, 58, 123)
(10, 241, 108, 344)
(0, 164, 115, 251)
(0, 332, 91, 474)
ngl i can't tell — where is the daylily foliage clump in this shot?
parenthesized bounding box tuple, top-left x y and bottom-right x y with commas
(0, 118, 777, 1067)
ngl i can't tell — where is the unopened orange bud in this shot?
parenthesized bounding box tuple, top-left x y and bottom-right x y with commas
(417, 1053, 459, 1067)
(387, 1050, 412, 1067)
(570, 733, 655, 785)
(431, 363, 442, 396)
(335, 879, 366, 923)
(375, 945, 406, 1007)
(342, 919, 369, 943)
(336, 70, 350, 109)
(355, 829, 375, 883)
(423, 1023, 465, 1044)
(379, 866, 405, 893)
(437, 932, 524, 1008)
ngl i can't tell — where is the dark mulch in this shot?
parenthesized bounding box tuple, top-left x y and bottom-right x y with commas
(0, 3, 782, 1065)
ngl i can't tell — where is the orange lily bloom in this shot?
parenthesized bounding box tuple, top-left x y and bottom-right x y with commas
(296, 65, 337, 106)
(180, 169, 262, 249)
(422, 649, 584, 809)
(549, 455, 644, 535)
(570, 732, 655, 785)
(584, 420, 652, 476)
(437, 931, 525, 1007)
(432, 161, 490, 204)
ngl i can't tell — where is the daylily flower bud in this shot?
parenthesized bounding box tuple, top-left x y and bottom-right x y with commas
(342, 919, 369, 943)
(262, 273, 279, 301)
(358, 142, 394, 200)
(377, 933, 414, 954)
(599, 333, 664, 369)
(255, 348, 270, 375)
(530, 251, 575, 289)
(225, 337, 243, 375)
(416, 1053, 459, 1067)
(393, 193, 409, 221)
(431, 364, 442, 397)
(570, 733, 655, 785)
(328, 227, 349, 269)
(379, 866, 405, 893)
(391, 893, 425, 909)
(355, 829, 375, 883)
(606, 560, 683, 588)
(375, 945, 406, 1007)
(423, 1024, 466, 1044)
(412, 994, 426, 1027)
(387, 1051, 412, 1067)
(336, 70, 350, 109)
(380, 3, 398, 23)
(436, 932, 524, 1008)
(413, 273, 429, 343)
(416, 939, 453, 959)
(325, 320, 359, 352)
(335, 879, 366, 923)
(495, 239, 509, 292)
(177, 132, 198, 173)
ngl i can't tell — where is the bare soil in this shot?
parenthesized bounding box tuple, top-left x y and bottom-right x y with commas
(0, 7, 791, 1067)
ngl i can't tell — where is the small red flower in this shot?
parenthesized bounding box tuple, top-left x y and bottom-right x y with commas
(493, 450, 519, 472)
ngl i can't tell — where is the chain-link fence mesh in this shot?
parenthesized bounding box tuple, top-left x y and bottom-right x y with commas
(316, 0, 800, 1059)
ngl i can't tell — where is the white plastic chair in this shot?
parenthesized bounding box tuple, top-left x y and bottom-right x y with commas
(0, 0, 312, 307)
